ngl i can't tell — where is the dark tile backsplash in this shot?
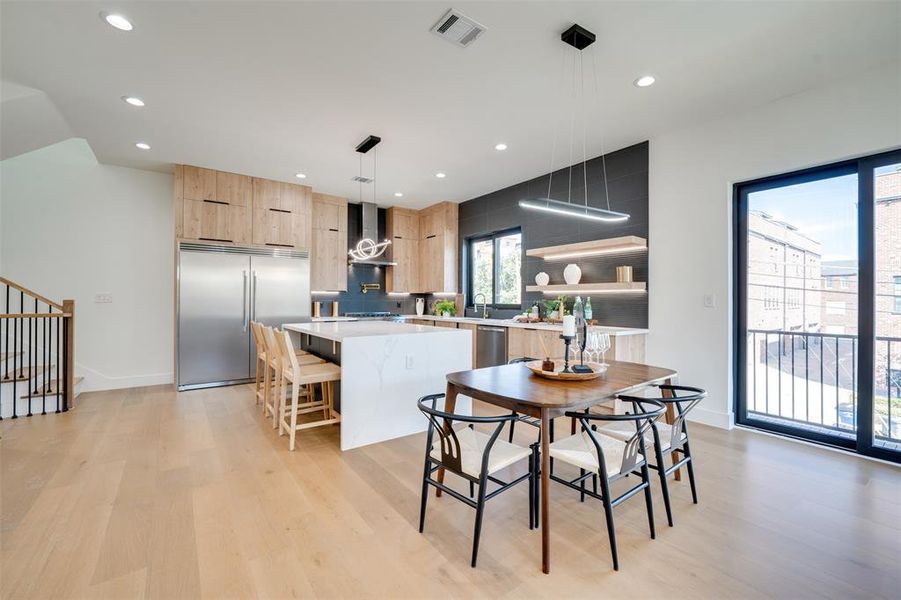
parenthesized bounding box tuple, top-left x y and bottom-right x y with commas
(318, 141, 648, 327)
(457, 141, 649, 328)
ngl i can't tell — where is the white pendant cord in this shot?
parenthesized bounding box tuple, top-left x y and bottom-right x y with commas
(590, 46, 612, 212)
(581, 48, 588, 209)
(546, 45, 568, 200)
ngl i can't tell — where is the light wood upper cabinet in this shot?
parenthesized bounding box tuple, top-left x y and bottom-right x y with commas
(182, 166, 216, 201)
(251, 178, 279, 211)
(250, 179, 312, 249)
(386, 207, 420, 293)
(311, 193, 348, 291)
(176, 165, 310, 249)
(216, 171, 252, 206)
(416, 202, 458, 293)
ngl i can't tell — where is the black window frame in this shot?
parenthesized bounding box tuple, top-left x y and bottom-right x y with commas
(466, 227, 523, 310)
(733, 148, 901, 464)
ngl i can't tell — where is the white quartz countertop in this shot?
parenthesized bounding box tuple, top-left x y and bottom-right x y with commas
(401, 315, 648, 336)
(285, 320, 469, 342)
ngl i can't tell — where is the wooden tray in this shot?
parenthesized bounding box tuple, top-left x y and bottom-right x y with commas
(523, 359, 606, 381)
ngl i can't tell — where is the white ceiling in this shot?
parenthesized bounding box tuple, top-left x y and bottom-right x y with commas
(1, 1, 898, 208)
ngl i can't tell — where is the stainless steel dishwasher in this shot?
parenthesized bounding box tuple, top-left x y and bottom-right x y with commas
(476, 325, 507, 368)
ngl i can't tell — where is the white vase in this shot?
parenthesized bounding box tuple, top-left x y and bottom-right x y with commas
(563, 264, 582, 285)
(415, 298, 424, 316)
(535, 272, 550, 286)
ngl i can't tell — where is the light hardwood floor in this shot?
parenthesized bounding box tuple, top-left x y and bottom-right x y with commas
(1, 384, 899, 599)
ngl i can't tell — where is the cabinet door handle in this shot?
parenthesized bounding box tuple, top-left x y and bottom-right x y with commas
(203, 199, 228, 206)
(478, 326, 506, 333)
(328, 228, 339, 232)
(426, 234, 437, 239)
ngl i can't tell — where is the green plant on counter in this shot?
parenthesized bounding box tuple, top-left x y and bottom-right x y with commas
(434, 299, 457, 316)
(543, 296, 569, 317)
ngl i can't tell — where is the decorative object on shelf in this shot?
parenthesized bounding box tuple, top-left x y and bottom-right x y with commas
(616, 266, 633, 283)
(518, 24, 630, 224)
(525, 359, 605, 380)
(434, 299, 456, 317)
(348, 135, 392, 263)
(535, 271, 550, 286)
(415, 297, 425, 316)
(563, 263, 582, 285)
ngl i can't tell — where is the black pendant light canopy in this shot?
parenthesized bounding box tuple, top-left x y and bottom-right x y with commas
(519, 23, 630, 224)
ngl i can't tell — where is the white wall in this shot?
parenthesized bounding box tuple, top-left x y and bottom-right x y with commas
(648, 64, 901, 428)
(1, 138, 174, 391)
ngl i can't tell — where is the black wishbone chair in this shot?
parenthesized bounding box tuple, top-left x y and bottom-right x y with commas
(547, 398, 666, 571)
(417, 394, 539, 568)
(598, 385, 706, 526)
(506, 357, 541, 442)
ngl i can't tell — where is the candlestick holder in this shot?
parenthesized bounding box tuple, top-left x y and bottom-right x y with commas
(560, 334, 576, 373)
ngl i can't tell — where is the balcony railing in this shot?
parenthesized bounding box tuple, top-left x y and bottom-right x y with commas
(746, 329, 901, 446)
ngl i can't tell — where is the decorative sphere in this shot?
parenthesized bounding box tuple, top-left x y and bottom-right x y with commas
(535, 272, 550, 286)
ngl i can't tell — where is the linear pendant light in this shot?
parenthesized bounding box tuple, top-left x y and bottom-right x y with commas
(520, 24, 629, 223)
(519, 198, 629, 222)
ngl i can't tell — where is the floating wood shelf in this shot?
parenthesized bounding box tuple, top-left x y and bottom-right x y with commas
(526, 282, 647, 294)
(526, 236, 647, 260)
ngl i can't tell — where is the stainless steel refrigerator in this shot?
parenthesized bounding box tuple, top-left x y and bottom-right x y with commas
(177, 243, 311, 390)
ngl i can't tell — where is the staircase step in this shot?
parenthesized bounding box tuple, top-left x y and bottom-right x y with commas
(0, 364, 54, 383)
(19, 376, 83, 399)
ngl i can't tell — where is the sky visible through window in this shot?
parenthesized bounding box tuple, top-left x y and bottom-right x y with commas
(749, 173, 858, 261)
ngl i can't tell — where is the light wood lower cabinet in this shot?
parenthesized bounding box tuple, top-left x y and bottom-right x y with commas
(507, 328, 566, 361)
(507, 327, 646, 363)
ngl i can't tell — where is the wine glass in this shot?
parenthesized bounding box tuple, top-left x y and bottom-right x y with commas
(596, 332, 611, 366)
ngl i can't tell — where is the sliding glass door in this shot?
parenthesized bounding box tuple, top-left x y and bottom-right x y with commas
(735, 149, 901, 462)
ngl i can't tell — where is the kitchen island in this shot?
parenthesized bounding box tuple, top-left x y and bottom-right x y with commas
(283, 321, 472, 450)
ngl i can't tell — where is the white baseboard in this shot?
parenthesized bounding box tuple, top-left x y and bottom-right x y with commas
(688, 406, 734, 429)
(76, 363, 173, 392)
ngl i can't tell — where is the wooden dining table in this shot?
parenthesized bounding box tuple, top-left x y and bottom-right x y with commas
(441, 359, 678, 574)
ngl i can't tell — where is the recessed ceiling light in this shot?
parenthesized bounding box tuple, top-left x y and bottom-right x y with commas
(633, 75, 656, 88)
(295, 173, 307, 179)
(122, 96, 144, 107)
(495, 143, 508, 151)
(394, 192, 404, 197)
(101, 12, 133, 31)
(135, 142, 151, 150)
(435, 172, 446, 178)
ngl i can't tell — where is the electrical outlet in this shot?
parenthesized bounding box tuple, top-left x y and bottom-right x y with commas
(94, 293, 113, 304)
(703, 294, 716, 308)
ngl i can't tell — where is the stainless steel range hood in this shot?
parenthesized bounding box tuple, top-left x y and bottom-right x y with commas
(348, 202, 396, 266)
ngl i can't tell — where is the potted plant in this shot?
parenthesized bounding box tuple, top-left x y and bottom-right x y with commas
(434, 299, 456, 317)
(543, 296, 568, 321)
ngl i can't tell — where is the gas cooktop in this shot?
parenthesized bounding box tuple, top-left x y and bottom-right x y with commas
(343, 312, 400, 318)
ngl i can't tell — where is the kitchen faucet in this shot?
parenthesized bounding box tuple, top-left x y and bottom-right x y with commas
(474, 293, 489, 319)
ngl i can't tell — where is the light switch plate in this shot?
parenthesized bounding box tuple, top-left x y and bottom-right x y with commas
(405, 355, 414, 369)
(703, 293, 716, 308)
(94, 293, 113, 304)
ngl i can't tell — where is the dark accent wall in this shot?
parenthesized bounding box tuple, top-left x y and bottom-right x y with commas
(312, 203, 425, 315)
(458, 141, 649, 328)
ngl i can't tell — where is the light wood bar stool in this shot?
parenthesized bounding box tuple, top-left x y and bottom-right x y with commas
(274, 329, 341, 451)
(260, 325, 324, 423)
(250, 321, 269, 407)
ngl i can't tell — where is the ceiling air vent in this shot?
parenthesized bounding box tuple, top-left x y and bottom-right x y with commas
(351, 176, 374, 183)
(431, 8, 486, 48)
